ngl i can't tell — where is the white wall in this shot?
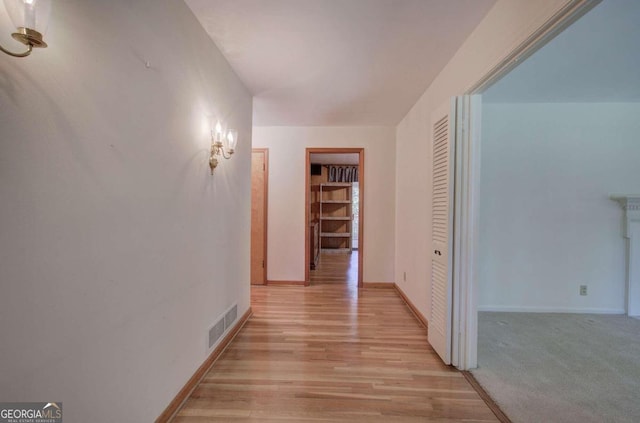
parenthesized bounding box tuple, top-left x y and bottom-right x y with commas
(0, 1, 252, 421)
(395, 0, 575, 321)
(478, 103, 640, 313)
(252, 126, 396, 283)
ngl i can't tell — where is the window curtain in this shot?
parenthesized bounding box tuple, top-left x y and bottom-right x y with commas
(328, 166, 359, 183)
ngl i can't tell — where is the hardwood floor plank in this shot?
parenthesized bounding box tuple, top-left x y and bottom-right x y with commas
(310, 252, 358, 285)
(174, 281, 498, 422)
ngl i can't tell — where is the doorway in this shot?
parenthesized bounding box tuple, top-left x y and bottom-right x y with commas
(251, 148, 268, 285)
(463, 1, 640, 421)
(441, 0, 603, 372)
(305, 148, 364, 287)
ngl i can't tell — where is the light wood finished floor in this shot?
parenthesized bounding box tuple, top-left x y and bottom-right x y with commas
(310, 251, 358, 285)
(173, 283, 498, 422)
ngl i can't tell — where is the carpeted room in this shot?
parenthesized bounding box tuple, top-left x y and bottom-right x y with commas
(474, 312, 640, 423)
(473, 1, 640, 421)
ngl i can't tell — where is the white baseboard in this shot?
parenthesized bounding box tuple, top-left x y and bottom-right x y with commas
(478, 305, 625, 314)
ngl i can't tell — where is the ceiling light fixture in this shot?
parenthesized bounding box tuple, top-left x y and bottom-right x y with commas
(209, 120, 238, 174)
(0, 0, 51, 58)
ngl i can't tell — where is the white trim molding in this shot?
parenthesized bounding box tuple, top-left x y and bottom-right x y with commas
(611, 194, 640, 316)
(468, 0, 602, 94)
(478, 305, 625, 314)
(452, 95, 482, 371)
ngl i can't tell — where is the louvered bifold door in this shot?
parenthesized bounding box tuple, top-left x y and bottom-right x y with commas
(429, 99, 456, 365)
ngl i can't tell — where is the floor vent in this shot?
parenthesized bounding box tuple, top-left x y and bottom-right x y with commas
(208, 304, 238, 349)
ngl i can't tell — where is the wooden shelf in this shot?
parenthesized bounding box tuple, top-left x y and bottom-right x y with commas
(319, 183, 353, 252)
(320, 183, 352, 188)
(321, 232, 351, 238)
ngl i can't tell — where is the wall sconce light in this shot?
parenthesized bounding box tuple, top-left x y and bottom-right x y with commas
(0, 0, 51, 58)
(209, 120, 238, 174)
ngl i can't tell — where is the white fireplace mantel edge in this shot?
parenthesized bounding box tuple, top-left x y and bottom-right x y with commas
(610, 194, 640, 316)
(610, 194, 640, 238)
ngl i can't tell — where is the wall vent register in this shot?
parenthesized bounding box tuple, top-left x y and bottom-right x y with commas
(208, 304, 238, 349)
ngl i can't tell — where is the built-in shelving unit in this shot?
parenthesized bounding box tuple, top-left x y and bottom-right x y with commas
(319, 183, 352, 252)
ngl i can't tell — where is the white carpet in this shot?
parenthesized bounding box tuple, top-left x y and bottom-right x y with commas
(472, 312, 640, 423)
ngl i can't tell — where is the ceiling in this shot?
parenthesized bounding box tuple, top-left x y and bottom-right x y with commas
(184, 0, 496, 126)
(484, 0, 640, 103)
(310, 153, 359, 165)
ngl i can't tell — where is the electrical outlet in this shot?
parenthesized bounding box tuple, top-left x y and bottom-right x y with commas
(403, 271, 407, 282)
(580, 285, 588, 296)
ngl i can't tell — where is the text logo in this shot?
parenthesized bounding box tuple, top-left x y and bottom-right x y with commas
(0, 402, 62, 423)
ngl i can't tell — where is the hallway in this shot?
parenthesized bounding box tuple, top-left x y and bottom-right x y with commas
(173, 284, 498, 422)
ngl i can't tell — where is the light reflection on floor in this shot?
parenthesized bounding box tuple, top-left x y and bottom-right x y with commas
(310, 251, 358, 287)
(309, 251, 360, 322)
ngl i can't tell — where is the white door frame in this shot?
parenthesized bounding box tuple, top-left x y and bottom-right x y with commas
(452, 0, 601, 370)
(451, 94, 481, 369)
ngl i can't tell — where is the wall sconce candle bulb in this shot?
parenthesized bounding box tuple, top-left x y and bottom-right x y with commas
(0, 0, 52, 57)
(209, 120, 238, 174)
